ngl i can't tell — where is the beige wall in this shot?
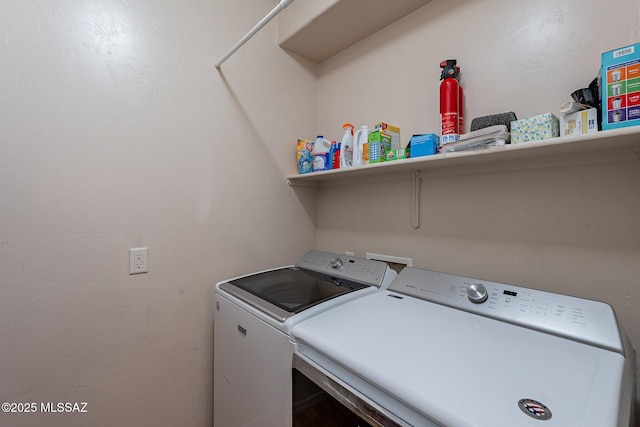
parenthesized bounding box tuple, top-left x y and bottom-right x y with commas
(0, 0, 316, 426)
(2, 0, 639, 425)
(316, 0, 640, 412)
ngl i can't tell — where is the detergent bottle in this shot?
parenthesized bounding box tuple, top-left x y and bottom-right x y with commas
(353, 125, 369, 166)
(339, 123, 355, 167)
(312, 135, 332, 172)
(330, 140, 339, 169)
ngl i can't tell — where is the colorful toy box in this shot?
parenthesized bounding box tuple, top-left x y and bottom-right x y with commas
(601, 43, 640, 130)
(510, 113, 559, 144)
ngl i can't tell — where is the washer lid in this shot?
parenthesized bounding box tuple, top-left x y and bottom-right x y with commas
(220, 267, 364, 322)
(291, 291, 630, 427)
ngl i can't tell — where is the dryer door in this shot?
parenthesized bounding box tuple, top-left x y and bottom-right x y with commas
(292, 353, 412, 427)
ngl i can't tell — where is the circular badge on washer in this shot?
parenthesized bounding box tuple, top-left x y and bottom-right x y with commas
(518, 398, 552, 421)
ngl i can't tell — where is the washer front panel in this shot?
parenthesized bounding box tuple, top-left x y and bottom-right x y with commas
(291, 291, 627, 427)
(388, 267, 623, 354)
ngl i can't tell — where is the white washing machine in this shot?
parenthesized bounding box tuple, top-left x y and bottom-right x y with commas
(291, 266, 637, 426)
(213, 250, 397, 427)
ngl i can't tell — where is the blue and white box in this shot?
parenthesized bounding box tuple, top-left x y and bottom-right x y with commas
(601, 43, 640, 130)
(409, 134, 439, 157)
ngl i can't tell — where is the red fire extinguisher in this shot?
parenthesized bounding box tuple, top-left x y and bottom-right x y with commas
(439, 59, 463, 147)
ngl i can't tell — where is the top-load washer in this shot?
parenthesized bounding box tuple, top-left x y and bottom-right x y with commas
(213, 250, 397, 427)
(291, 266, 636, 427)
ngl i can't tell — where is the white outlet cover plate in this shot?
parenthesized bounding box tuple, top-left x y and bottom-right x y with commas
(129, 247, 148, 274)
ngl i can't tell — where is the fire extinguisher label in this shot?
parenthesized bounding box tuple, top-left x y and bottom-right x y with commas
(441, 134, 459, 144)
(440, 112, 458, 134)
(440, 112, 460, 144)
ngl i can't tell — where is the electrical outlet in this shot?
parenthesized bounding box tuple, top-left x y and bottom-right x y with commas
(129, 247, 148, 275)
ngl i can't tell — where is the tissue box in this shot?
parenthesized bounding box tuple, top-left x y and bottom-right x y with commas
(560, 109, 598, 136)
(409, 134, 439, 157)
(511, 113, 559, 144)
(368, 131, 392, 164)
(601, 43, 640, 130)
(375, 122, 401, 150)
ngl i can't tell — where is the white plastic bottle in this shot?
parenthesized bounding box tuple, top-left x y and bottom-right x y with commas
(353, 125, 369, 166)
(339, 123, 355, 168)
(311, 135, 332, 172)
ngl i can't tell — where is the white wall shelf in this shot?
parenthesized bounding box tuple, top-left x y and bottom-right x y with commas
(278, 0, 432, 63)
(287, 127, 640, 187)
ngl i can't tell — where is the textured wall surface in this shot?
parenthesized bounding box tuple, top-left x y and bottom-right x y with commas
(2, 0, 639, 425)
(0, 0, 317, 425)
(315, 0, 640, 414)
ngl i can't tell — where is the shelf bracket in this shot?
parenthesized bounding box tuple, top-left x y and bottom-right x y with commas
(410, 171, 420, 229)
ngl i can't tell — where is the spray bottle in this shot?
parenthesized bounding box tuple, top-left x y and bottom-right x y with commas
(353, 125, 369, 166)
(339, 123, 355, 167)
(439, 59, 462, 147)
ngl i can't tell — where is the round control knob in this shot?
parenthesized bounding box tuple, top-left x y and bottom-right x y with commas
(329, 257, 344, 269)
(467, 283, 488, 304)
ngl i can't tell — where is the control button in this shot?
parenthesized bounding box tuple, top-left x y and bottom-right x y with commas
(329, 257, 344, 269)
(467, 283, 488, 304)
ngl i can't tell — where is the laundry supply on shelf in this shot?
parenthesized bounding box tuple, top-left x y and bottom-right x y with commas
(353, 125, 370, 166)
(386, 148, 408, 161)
(339, 123, 355, 168)
(374, 122, 401, 150)
(296, 122, 404, 173)
(330, 140, 340, 170)
(297, 139, 314, 174)
(367, 131, 392, 164)
(311, 135, 332, 172)
(408, 134, 439, 157)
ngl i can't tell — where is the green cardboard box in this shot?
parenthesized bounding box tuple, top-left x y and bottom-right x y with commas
(386, 148, 408, 161)
(368, 131, 392, 164)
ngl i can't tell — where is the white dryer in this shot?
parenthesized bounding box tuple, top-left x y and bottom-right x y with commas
(291, 266, 636, 426)
(213, 250, 396, 427)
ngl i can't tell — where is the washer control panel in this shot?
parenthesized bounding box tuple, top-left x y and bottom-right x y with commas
(466, 283, 488, 303)
(296, 250, 395, 288)
(389, 267, 623, 354)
